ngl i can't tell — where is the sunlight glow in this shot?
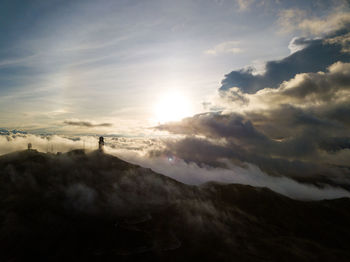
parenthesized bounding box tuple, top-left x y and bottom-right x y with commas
(154, 92, 193, 124)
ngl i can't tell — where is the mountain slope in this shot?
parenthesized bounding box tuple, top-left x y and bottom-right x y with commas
(0, 150, 350, 261)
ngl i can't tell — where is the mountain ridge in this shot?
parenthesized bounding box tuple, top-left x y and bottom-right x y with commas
(1, 149, 350, 261)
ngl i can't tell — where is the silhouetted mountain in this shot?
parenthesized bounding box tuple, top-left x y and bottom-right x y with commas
(1, 150, 350, 262)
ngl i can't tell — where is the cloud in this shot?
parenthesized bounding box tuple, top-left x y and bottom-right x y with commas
(155, 116, 343, 178)
(155, 58, 350, 188)
(205, 41, 243, 55)
(219, 32, 350, 94)
(0, 133, 94, 155)
(1, 132, 350, 200)
(278, 8, 350, 36)
(299, 11, 350, 36)
(0, 132, 164, 156)
(108, 147, 350, 200)
(63, 120, 112, 128)
(277, 8, 307, 34)
(325, 32, 350, 53)
(256, 61, 350, 105)
(236, 0, 255, 11)
(288, 37, 310, 54)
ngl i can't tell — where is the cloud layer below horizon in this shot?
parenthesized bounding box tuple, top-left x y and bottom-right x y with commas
(1, 132, 350, 200)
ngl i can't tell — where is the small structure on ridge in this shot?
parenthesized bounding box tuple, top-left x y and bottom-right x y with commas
(99, 136, 104, 152)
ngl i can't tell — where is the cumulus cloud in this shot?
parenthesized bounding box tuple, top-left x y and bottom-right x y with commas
(255, 61, 350, 105)
(158, 60, 350, 173)
(220, 33, 350, 93)
(155, 113, 350, 183)
(64, 120, 113, 128)
(155, 31, 350, 191)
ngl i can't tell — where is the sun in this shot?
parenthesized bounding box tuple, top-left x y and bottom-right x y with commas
(154, 92, 193, 124)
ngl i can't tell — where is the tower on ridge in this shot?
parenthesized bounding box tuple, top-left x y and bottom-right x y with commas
(99, 136, 104, 152)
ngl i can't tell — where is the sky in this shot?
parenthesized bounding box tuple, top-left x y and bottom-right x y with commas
(1, 0, 348, 135)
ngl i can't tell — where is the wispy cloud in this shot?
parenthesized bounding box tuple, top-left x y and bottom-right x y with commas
(236, 0, 255, 11)
(205, 41, 243, 55)
(64, 120, 112, 128)
(278, 8, 350, 36)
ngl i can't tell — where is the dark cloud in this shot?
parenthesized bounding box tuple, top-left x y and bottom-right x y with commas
(156, 120, 350, 191)
(278, 62, 350, 103)
(319, 137, 350, 152)
(220, 33, 350, 94)
(155, 112, 350, 181)
(64, 120, 112, 128)
(157, 111, 329, 159)
(157, 113, 269, 147)
(316, 101, 350, 126)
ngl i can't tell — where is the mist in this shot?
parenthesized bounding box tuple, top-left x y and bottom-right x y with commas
(111, 148, 350, 200)
(1, 133, 349, 200)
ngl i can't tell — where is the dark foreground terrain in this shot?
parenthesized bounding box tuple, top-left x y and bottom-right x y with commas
(1, 149, 350, 262)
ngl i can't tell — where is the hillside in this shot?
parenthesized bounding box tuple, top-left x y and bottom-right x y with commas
(1, 150, 350, 261)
